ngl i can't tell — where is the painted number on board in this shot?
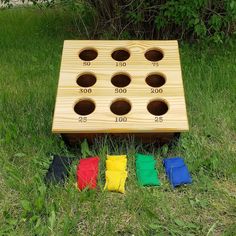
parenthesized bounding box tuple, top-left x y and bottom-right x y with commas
(83, 61, 91, 66)
(78, 117, 87, 123)
(115, 88, 127, 93)
(116, 62, 126, 67)
(151, 88, 163, 93)
(80, 88, 92, 93)
(155, 116, 163, 122)
(115, 117, 127, 122)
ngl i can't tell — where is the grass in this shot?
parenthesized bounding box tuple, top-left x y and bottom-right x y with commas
(0, 7, 236, 236)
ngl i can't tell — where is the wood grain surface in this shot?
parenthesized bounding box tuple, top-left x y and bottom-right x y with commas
(52, 40, 189, 134)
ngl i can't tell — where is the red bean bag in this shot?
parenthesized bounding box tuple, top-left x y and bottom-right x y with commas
(77, 156, 99, 190)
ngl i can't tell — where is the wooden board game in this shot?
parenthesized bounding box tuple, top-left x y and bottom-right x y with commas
(52, 40, 189, 143)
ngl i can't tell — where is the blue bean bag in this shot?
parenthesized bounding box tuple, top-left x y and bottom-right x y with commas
(163, 157, 192, 188)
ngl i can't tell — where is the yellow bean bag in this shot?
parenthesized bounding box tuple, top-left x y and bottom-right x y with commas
(104, 170, 128, 193)
(107, 155, 127, 161)
(106, 158, 127, 171)
(104, 155, 128, 193)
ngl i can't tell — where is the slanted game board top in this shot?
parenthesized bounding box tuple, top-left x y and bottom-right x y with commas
(52, 40, 189, 134)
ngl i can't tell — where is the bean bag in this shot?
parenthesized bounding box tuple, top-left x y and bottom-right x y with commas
(77, 156, 99, 190)
(163, 157, 192, 187)
(104, 170, 128, 194)
(104, 155, 128, 193)
(135, 153, 160, 186)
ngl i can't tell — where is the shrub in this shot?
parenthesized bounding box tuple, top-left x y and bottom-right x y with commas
(1, 0, 236, 42)
(87, 0, 236, 42)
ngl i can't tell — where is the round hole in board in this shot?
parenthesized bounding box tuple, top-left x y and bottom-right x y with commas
(77, 73, 96, 87)
(74, 99, 95, 116)
(79, 48, 98, 61)
(111, 73, 131, 87)
(110, 99, 131, 115)
(147, 100, 168, 116)
(145, 73, 166, 87)
(111, 49, 130, 61)
(145, 48, 163, 61)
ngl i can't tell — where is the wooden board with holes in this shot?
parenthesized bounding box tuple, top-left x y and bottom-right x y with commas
(52, 40, 189, 143)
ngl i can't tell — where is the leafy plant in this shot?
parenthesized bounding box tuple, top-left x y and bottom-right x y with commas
(85, 0, 236, 42)
(1, 0, 235, 42)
